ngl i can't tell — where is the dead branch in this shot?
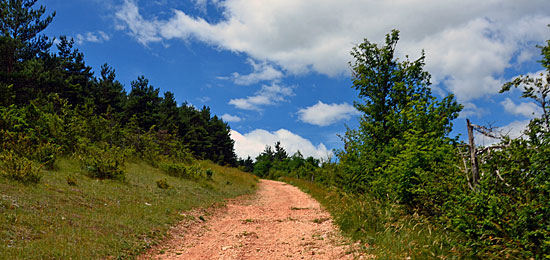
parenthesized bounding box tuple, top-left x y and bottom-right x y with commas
(495, 169, 511, 187)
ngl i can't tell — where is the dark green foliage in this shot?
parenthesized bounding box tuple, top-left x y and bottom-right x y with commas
(0, 0, 55, 70)
(206, 168, 214, 179)
(91, 64, 126, 115)
(338, 30, 461, 209)
(236, 156, 254, 172)
(250, 142, 324, 182)
(0, 0, 55, 104)
(442, 38, 550, 259)
(0, 101, 63, 169)
(0, 1, 237, 168)
(52, 36, 94, 104)
(124, 76, 162, 130)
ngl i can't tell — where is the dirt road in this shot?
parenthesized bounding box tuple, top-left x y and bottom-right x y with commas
(141, 179, 364, 260)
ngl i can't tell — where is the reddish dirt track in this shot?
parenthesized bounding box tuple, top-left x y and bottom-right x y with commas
(140, 179, 369, 260)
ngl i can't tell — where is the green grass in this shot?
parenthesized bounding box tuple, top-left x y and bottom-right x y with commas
(0, 158, 257, 259)
(280, 177, 463, 259)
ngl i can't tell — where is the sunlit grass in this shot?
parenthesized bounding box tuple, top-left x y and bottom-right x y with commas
(280, 177, 463, 259)
(0, 158, 257, 259)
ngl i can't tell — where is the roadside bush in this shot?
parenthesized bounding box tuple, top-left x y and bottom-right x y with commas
(159, 162, 207, 180)
(32, 141, 61, 170)
(79, 145, 126, 180)
(0, 150, 43, 184)
(159, 162, 189, 178)
(66, 174, 77, 186)
(156, 178, 170, 189)
(187, 165, 207, 179)
(205, 168, 213, 180)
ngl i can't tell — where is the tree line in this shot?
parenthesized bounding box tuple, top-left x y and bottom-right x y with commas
(0, 0, 237, 180)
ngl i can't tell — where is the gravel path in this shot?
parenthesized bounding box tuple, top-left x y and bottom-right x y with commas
(141, 179, 366, 260)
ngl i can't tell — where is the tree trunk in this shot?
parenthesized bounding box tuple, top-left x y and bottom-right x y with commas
(467, 119, 480, 191)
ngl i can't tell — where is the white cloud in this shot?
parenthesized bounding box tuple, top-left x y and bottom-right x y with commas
(192, 0, 208, 13)
(501, 97, 541, 118)
(115, 0, 162, 45)
(298, 101, 359, 126)
(222, 58, 283, 85)
(408, 16, 550, 101)
(115, 0, 550, 101)
(75, 31, 111, 44)
(459, 102, 487, 118)
(230, 129, 332, 160)
(221, 113, 242, 122)
(191, 0, 221, 13)
(197, 96, 211, 103)
(229, 84, 294, 110)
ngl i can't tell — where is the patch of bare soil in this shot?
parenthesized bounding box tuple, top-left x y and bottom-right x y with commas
(140, 179, 371, 259)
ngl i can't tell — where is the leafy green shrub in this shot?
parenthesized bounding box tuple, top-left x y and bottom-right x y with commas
(66, 174, 77, 186)
(0, 104, 63, 170)
(33, 141, 61, 170)
(156, 178, 170, 189)
(159, 162, 189, 178)
(187, 165, 206, 179)
(159, 163, 206, 180)
(0, 150, 43, 184)
(205, 168, 214, 180)
(79, 145, 126, 180)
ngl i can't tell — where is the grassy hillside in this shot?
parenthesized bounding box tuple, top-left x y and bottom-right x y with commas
(0, 158, 257, 259)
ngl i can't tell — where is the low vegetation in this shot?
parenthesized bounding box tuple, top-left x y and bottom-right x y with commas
(281, 177, 461, 259)
(0, 158, 256, 259)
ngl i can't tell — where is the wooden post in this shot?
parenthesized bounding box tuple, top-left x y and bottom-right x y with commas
(467, 119, 480, 191)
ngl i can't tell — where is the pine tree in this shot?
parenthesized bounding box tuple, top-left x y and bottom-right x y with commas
(0, 0, 55, 104)
(124, 76, 161, 130)
(91, 63, 126, 115)
(0, 0, 55, 72)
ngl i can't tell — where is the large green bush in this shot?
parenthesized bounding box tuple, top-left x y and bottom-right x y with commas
(78, 144, 126, 180)
(0, 150, 43, 184)
(159, 162, 208, 180)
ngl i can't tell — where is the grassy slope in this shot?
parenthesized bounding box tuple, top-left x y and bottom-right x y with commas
(0, 158, 257, 259)
(280, 177, 462, 260)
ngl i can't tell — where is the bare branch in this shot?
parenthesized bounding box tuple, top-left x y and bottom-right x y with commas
(495, 169, 511, 187)
(475, 144, 508, 156)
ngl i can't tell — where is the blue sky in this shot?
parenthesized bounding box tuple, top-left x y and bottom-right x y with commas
(38, 0, 550, 160)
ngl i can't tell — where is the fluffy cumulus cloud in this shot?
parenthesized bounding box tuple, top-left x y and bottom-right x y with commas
(230, 129, 332, 160)
(115, 1, 162, 45)
(229, 84, 294, 110)
(115, 0, 550, 101)
(459, 102, 487, 118)
(221, 113, 242, 122)
(501, 98, 542, 118)
(298, 101, 360, 126)
(222, 58, 283, 85)
(75, 31, 110, 44)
